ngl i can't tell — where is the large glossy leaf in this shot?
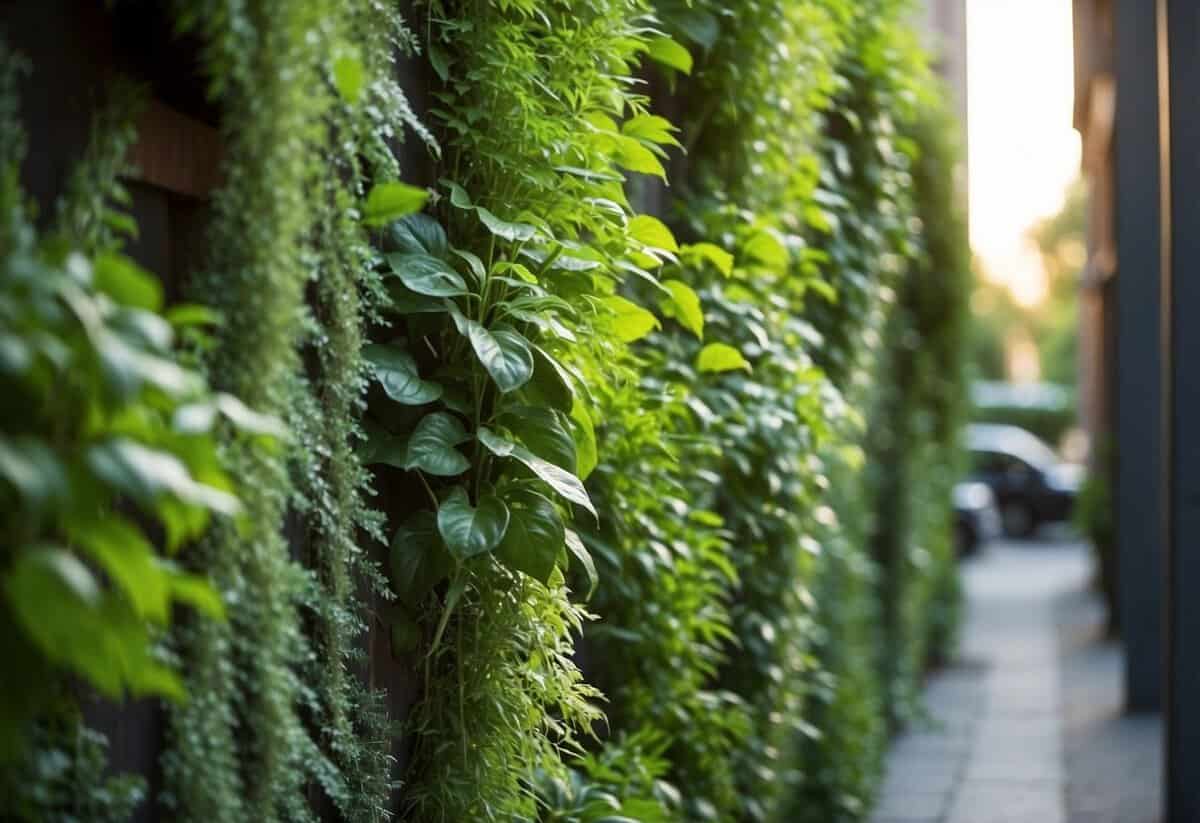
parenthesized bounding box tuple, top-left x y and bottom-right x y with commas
(390, 511, 453, 605)
(404, 413, 470, 476)
(496, 490, 564, 583)
(363, 344, 442, 405)
(386, 253, 467, 297)
(385, 282, 447, 315)
(364, 182, 428, 227)
(475, 206, 537, 242)
(384, 213, 448, 258)
(524, 344, 574, 412)
(437, 487, 510, 560)
(602, 296, 660, 343)
(450, 309, 534, 393)
(659, 279, 704, 339)
(500, 406, 577, 472)
(478, 428, 596, 519)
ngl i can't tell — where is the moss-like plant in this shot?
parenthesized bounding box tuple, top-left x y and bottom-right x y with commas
(162, 2, 341, 819)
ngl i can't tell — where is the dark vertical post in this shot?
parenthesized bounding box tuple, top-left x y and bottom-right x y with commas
(1163, 0, 1200, 819)
(1115, 0, 1163, 714)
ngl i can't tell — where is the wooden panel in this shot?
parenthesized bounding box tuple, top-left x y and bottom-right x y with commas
(128, 102, 222, 199)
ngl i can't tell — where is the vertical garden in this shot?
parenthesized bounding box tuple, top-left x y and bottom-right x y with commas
(0, 0, 970, 821)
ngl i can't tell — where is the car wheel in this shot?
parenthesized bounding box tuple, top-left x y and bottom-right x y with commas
(1001, 501, 1036, 538)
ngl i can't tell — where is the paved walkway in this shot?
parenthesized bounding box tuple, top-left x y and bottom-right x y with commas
(1058, 583, 1162, 823)
(871, 538, 1091, 823)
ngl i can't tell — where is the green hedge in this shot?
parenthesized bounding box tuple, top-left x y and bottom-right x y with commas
(0, 1, 970, 821)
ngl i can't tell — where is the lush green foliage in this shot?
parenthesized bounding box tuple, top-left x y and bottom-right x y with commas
(2, 1, 970, 821)
(0, 39, 270, 823)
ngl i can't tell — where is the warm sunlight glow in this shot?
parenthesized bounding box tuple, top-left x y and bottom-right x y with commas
(967, 0, 1080, 308)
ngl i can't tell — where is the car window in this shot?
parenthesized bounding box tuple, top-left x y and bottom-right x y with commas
(972, 450, 1031, 476)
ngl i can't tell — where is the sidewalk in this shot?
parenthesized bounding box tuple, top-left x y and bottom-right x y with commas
(1057, 582, 1162, 823)
(870, 538, 1090, 823)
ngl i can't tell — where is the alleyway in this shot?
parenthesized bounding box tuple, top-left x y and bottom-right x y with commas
(871, 537, 1160, 823)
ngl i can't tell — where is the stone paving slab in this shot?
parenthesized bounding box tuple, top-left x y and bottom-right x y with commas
(869, 540, 1090, 823)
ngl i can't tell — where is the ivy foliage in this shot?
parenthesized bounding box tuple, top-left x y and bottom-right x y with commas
(2, 1, 970, 821)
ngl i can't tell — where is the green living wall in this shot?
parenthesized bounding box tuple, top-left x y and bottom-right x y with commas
(0, 0, 969, 821)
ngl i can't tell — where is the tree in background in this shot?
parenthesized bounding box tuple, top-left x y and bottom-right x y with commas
(968, 178, 1086, 388)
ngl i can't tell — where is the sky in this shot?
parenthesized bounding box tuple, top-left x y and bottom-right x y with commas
(966, 0, 1080, 307)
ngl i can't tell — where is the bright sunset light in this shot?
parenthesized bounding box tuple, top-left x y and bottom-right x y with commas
(967, 0, 1080, 307)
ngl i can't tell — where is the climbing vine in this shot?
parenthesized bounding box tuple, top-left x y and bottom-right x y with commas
(1, 1, 970, 821)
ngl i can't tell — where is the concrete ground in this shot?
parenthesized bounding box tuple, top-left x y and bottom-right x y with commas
(1057, 580, 1162, 823)
(870, 536, 1162, 823)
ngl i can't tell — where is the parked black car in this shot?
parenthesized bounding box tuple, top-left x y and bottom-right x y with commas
(967, 423, 1084, 537)
(953, 480, 1002, 555)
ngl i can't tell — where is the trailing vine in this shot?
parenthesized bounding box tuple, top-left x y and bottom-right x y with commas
(1, 3, 971, 822)
(162, 3, 343, 819)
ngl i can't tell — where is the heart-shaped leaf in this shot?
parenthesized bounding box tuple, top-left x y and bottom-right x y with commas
(478, 428, 596, 519)
(386, 253, 467, 297)
(363, 344, 442, 405)
(390, 511, 454, 605)
(437, 487, 510, 559)
(405, 413, 470, 476)
(384, 213, 447, 257)
(496, 490, 564, 583)
(450, 310, 534, 393)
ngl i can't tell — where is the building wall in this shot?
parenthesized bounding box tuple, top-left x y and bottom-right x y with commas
(1072, 0, 1116, 458)
(917, 0, 968, 140)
